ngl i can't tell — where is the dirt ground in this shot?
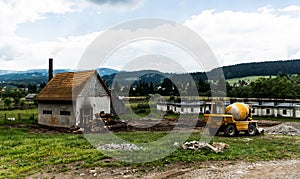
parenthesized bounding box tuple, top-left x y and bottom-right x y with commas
(29, 159, 300, 179)
(147, 160, 300, 179)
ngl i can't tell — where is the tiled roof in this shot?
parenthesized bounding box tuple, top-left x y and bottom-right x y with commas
(35, 70, 109, 101)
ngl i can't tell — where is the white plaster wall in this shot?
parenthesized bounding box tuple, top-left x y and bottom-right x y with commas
(75, 96, 110, 125)
(38, 102, 75, 128)
(295, 108, 300, 118)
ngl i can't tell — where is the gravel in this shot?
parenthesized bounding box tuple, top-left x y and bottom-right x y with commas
(97, 143, 142, 151)
(179, 160, 300, 179)
(266, 122, 300, 136)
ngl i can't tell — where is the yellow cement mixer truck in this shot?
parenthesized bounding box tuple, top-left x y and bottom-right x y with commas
(204, 102, 264, 136)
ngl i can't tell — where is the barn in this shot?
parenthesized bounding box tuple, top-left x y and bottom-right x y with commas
(35, 70, 111, 128)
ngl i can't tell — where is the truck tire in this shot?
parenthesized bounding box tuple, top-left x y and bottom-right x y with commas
(224, 125, 237, 137)
(246, 124, 258, 136)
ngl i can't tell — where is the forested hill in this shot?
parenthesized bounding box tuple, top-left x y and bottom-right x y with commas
(1, 59, 300, 86)
(218, 59, 300, 79)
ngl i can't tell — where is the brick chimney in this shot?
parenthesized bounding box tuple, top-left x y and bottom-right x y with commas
(48, 58, 53, 82)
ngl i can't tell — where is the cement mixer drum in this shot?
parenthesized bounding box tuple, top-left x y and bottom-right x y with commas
(225, 103, 250, 121)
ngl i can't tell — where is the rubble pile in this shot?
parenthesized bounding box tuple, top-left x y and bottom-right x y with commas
(97, 143, 142, 151)
(182, 141, 229, 153)
(80, 113, 127, 133)
(266, 122, 300, 136)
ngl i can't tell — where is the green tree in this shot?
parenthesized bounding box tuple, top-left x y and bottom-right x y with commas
(4, 98, 12, 108)
(14, 97, 20, 106)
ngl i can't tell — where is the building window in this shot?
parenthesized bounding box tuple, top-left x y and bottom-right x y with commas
(174, 107, 176, 112)
(60, 111, 71, 115)
(43, 110, 52, 114)
(181, 108, 184, 112)
(282, 109, 287, 115)
(266, 109, 270, 114)
(191, 108, 194, 113)
(252, 108, 255, 113)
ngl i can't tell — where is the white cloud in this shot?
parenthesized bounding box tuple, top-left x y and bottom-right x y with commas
(280, 5, 300, 12)
(0, 0, 75, 35)
(0, 0, 83, 70)
(0, 31, 102, 70)
(102, 40, 204, 73)
(184, 7, 300, 66)
(2, 3, 300, 72)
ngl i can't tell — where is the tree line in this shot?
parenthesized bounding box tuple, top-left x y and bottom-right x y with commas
(0, 82, 46, 109)
(228, 74, 300, 99)
(110, 74, 300, 99)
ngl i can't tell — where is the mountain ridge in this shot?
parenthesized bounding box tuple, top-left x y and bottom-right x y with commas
(1, 59, 300, 85)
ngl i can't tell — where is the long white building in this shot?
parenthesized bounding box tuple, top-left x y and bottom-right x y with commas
(157, 98, 300, 118)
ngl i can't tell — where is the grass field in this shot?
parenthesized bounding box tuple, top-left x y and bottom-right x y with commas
(0, 127, 299, 178)
(226, 76, 274, 85)
(0, 108, 38, 124)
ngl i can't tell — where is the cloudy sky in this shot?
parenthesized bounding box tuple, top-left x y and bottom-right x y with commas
(1, 0, 300, 72)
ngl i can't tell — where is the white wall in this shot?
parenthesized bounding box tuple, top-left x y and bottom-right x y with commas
(38, 102, 75, 128)
(75, 74, 111, 126)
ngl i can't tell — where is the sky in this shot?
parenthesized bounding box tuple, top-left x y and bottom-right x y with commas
(1, 0, 300, 72)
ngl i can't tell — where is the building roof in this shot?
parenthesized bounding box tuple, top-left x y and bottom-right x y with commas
(25, 93, 37, 100)
(35, 70, 110, 101)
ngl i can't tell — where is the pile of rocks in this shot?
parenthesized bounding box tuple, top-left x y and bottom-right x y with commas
(266, 122, 300, 136)
(97, 143, 142, 151)
(181, 141, 229, 153)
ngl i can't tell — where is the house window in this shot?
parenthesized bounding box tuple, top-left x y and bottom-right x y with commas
(43, 110, 52, 114)
(252, 108, 255, 113)
(266, 109, 270, 114)
(191, 108, 194, 113)
(181, 108, 184, 112)
(174, 107, 176, 112)
(283, 109, 287, 115)
(60, 111, 71, 115)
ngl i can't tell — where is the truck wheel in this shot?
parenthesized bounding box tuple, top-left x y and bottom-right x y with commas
(246, 124, 258, 136)
(208, 127, 219, 136)
(224, 125, 237, 137)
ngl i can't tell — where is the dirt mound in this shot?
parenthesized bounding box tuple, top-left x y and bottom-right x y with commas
(266, 122, 300, 136)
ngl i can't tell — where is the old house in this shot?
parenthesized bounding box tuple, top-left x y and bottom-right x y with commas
(35, 70, 111, 128)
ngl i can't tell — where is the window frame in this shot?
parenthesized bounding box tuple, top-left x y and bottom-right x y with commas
(43, 110, 52, 115)
(60, 111, 71, 116)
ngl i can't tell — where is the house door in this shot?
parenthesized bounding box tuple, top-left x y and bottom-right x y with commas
(80, 108, 93, 128)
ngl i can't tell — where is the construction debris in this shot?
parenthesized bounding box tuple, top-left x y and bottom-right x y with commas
(97, 143, 142, 151)
(266, 122, 300, 136)
(181, 141, 229, 153)
(77, 113, 127, 133)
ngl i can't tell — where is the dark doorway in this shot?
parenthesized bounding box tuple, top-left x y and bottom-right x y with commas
(80, 108, 93, 129)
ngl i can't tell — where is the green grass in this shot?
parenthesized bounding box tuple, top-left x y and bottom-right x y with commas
(0, 108, 38, 125)
(226, 76, 274, 85)
(0, 127, 299, 178)
(0, 127, 111, 178)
